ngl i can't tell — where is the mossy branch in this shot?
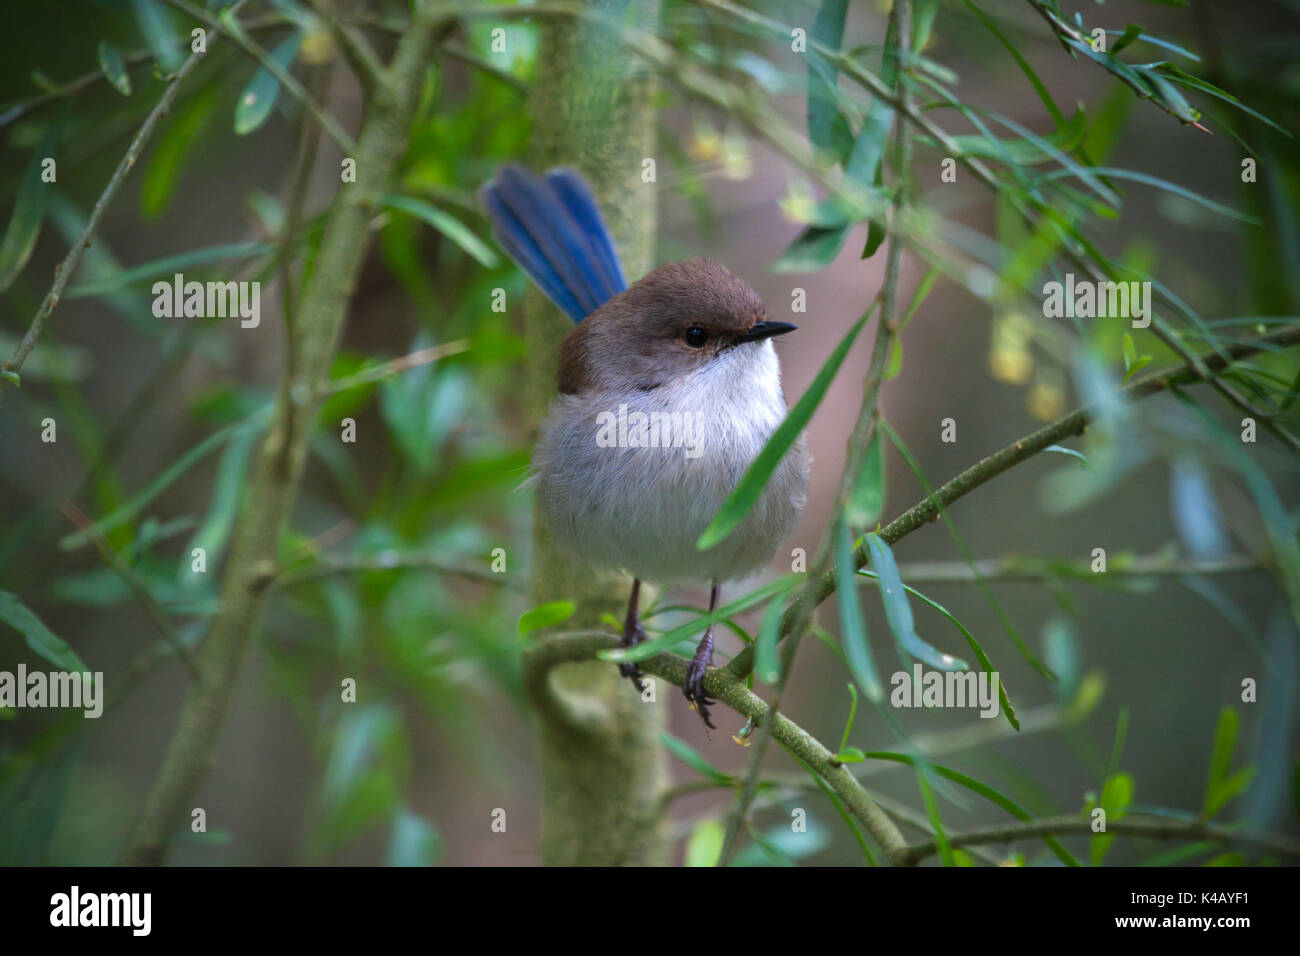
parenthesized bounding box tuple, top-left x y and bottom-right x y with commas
(526, 631, 911, 865)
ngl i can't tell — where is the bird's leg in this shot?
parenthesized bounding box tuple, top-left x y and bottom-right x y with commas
(618, 578, 648, 692)
(683, 581, 720, 729)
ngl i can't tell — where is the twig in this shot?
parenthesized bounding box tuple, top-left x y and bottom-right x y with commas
(900, 812, 1300, 864)
(0, 0, 251, 407)
(163, 0, 358, 154)
(726, 324, 1300, 681)
(55, 501, 200, 677)
(308, 0, 393, 98)
(716, 0, 916, 868)
(890, 552, 1263, 585)
(274, 550, 521, 591)
(1024, 0, 1211, 132)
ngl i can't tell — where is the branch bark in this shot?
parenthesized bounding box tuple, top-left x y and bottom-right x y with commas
(519, 0, 670, 866)
(119, 1, 446, 865)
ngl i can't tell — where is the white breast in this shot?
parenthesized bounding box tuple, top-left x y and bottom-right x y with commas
(533, 341, 808, 585)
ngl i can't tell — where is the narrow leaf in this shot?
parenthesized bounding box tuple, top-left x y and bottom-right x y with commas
(234, 34, 302, 136)
(865, 532, 969, 670)
(698, 314, 866, 550)
(0, 591, 86, 672)
(97, 40, 132, 96)
(381, 195, 499, 268)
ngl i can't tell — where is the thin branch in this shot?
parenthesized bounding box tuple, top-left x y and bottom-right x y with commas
(726, 324, 1300, 681)
(717, 0, 917, 868)
(523, 631, 912, 865)
(901, 812, 1300, 864)
(56, 501, 200, 677)
(164, 0, 358, 154)
(0, 0, 252, 406)
(274, 550, 521, 592)
(890, 552, 1263, 585)
(0, 13, 290, 128)
(308, 0, 392, 98)
(1024, 0, 1211, 131)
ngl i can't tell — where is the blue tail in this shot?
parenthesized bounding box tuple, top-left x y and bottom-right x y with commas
(480, 165, 626, 321)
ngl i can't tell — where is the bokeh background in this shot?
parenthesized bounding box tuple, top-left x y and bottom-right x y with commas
(1, 0, 1297, 865)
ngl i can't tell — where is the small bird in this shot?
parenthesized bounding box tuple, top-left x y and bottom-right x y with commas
(482, 165, 808, 727)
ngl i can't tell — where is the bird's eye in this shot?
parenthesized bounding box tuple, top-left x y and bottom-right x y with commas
(683, 326, 708, 348)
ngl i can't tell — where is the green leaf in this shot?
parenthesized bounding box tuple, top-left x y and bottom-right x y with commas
(864, 532, 969, 670)
(660, 732, 733, 784)
(941, 108, 1087, 165)
(836, 520, 882, 703)
(380, 195, 499, 268)
(141, 84, 218, 219)
(861, 216, 886, 260)
(834, 746, 866, 763)
(865, 751, 1081, 866)
(0, 591, 86, 671)
(698, 314, 867, 550)
(1090, 771, 1134, 866)
(65, 240, 273, 298)
(131, 0, 182, 71)
(184, 423, 260, 574)
(845, 428, 886, 527)
(753, 588, 787, 684)
(234, 34, 302, 136)
(1111, 24, 1143, 56)
(1203, 707, 1255, 818)
(685, 819, 726, 867)
(517, 600, 575, 635)
(859, 568, 1019, 730)
(806, 0, 850, 159)
(771, 223, 850, 272)
(1044, 444, 1090, 468)
(1040, 167, 1257, 224)
(962, 0, 1066, 127)
(0, 112, 62, 291)
(898, 266, 938, 330)
(837, 682, 859, 752)
(97, 40, 132, 96)
(385, 809, 441, 867)
(59, 414, 267, 551)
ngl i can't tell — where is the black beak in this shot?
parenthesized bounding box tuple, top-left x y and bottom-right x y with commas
(736, 321, 797, 344)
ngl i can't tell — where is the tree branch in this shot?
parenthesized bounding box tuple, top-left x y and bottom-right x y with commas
(726, 324, 1300, 681)
(901, 812, 1300, 864)
(526, 631, 911, 865)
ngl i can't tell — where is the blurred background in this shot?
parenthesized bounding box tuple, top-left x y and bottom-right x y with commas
(1, 0, 1297, 865)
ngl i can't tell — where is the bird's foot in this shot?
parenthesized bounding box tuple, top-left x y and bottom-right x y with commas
(683, 630, 717, 730)
(618, 619, 648, 694)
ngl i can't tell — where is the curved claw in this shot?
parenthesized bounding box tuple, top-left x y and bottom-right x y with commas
(682, 658, 717, 729)
(618, 618, 649, 694)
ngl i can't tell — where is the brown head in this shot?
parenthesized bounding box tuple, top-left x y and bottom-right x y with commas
(556, 258, 795, 394)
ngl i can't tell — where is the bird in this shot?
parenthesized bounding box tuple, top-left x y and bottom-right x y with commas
(481, 164, 808, 728)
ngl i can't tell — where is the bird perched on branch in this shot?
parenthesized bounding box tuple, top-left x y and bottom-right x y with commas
(482, 165, 808, 728)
